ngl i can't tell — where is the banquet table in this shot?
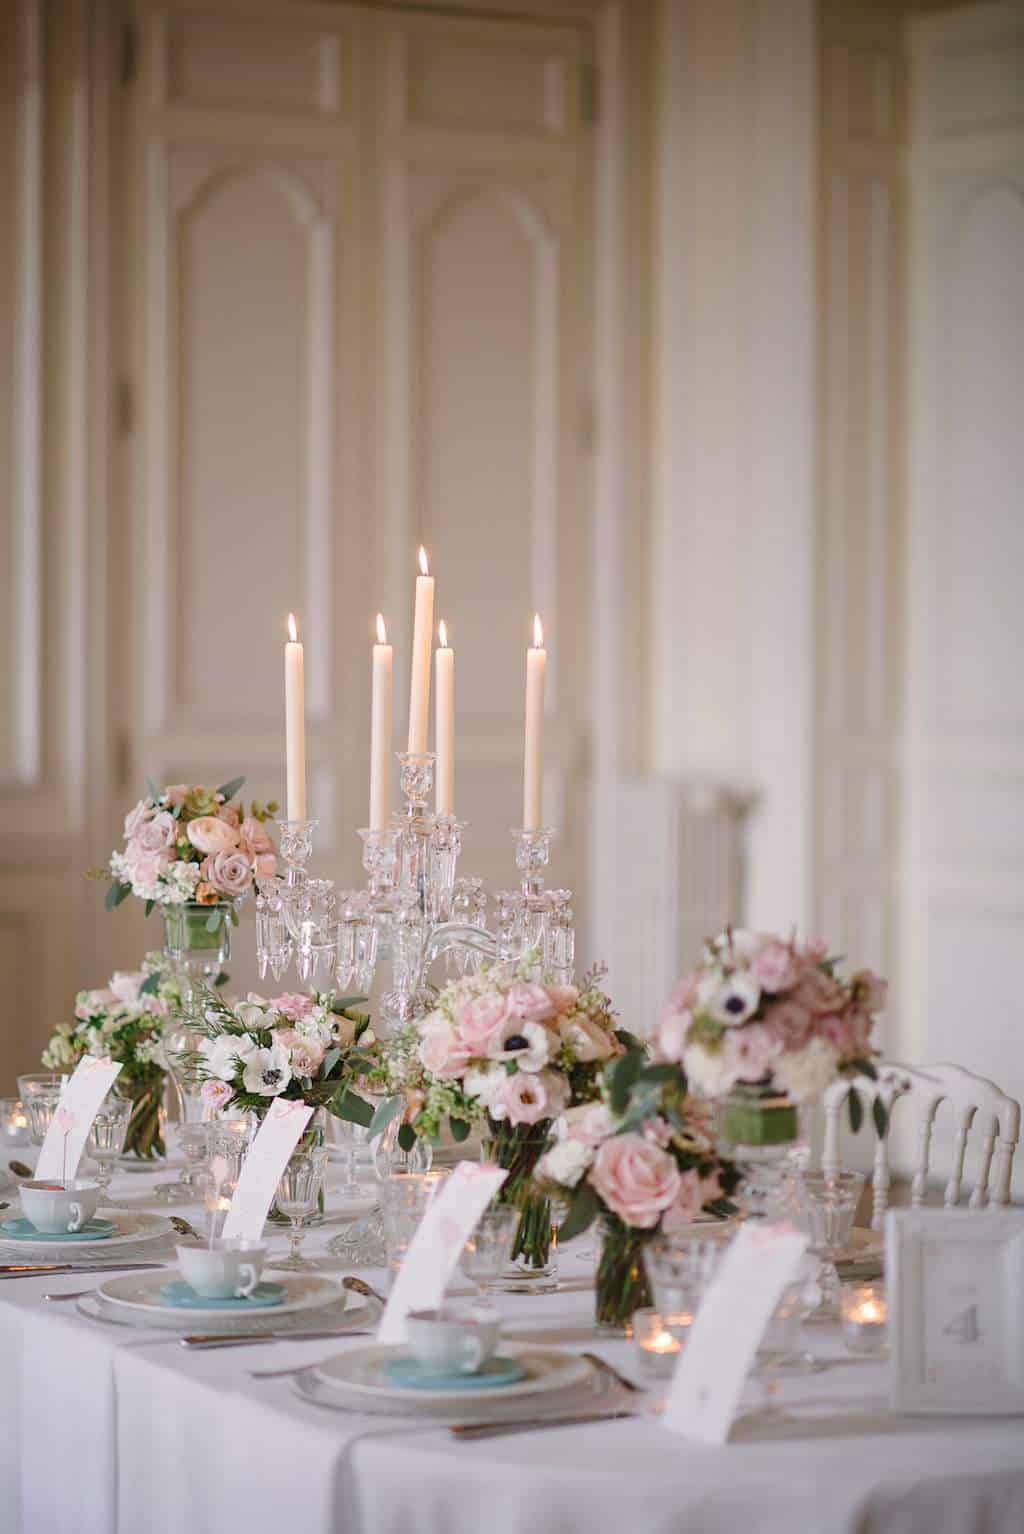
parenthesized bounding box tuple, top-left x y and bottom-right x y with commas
(3, 1158, 1023, 1534)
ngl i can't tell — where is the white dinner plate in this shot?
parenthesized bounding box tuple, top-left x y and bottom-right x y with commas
(313, 1344, 591, 1408)
(295, 1355, 616, 1422)
(0, 1207, 174, 1258)
(76, 1288, 370, 1336)
(96, 1269, 347, 1326)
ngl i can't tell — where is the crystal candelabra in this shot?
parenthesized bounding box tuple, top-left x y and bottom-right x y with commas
(254, 752, 575, 1033)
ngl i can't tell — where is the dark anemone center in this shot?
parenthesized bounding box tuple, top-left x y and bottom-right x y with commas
(505, 1033, 529, 1051)
(725, 996, 746, 1014)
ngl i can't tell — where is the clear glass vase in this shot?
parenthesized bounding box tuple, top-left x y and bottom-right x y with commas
(715, 1087, 807, 1220)
(112, 1068, 165, 1161)
(484, 1118, 557, 1291)
(595, 1218, 652, 1333)
(161, 901, 234, 980)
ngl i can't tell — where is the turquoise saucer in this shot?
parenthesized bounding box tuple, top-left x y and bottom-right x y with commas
(1, 1216, 117, 1242)
(382, 1355, 525, 1391)
(158, 1280, 286, 1311)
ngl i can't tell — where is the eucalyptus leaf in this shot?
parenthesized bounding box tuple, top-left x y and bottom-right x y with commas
(138, 972, 162, 997)
(147, 777, 159, 801)
(558, 1181, 599, 1242)
(320, 1047, 342, 1079)
(216, 776, 246, 802)
(205, 912, 222, 934)
(872, 1097, 889, 1139)
(397, 1123, 416, 1153)
(144, 899, 155, 918)
(330, 1087, 374, 1128)
(105, 881, 131, 911)
(214, 971, 229, 987)
(449, 1117, 470, 1143)
(368, 1096, 404, 1138)
(637, 1063, 679, 1085)
(847, 1087, 864, 1134)
(609, 1048, 645, 1116)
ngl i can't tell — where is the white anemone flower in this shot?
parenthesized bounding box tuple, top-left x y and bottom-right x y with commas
(241, 1041, 293, 1096)
(706, 971, 761, 1026)
(495, 1020, 551, 1073)
(203, 1032, 257, 1083)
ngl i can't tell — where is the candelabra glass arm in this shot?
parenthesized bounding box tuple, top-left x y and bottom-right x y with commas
(422, 922, 499, 970)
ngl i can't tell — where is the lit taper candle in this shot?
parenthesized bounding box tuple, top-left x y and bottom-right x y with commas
(284, 612, 306, 820)
(523, 613, 546, 830)
(407, 545, 435, 755)
(370, 613, 393, 830)
(435, 618, 455, 816)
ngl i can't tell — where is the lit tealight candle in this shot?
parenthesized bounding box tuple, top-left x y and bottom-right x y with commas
(633, 1307, 684, 1380)
(840, 1283, 888, 1356)
(0, 1098, 30, 1146)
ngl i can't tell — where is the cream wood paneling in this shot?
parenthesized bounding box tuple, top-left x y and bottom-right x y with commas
(904, 0, 1024, 1191)
(815, 3, 906, 1008)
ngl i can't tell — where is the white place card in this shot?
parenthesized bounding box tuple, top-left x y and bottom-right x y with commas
(887, 1207, 1024, 1414)
(35, 1057, 122, 1183)
(662, 1222, 809, 1445)
(221, 1098, 314, 1241)
(377, 1161, 508, 1344)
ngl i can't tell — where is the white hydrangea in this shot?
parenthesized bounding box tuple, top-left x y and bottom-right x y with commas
(772, 1037, 840, 1103)
(682, 1042, 739, 1098)
(462, 1065, 505, 1110)
(538, 1136, 593, 1188)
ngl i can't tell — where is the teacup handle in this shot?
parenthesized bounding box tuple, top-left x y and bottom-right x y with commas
(458, 1335, 485, 1375)
(236, 1262, 259, 1298)
(68, 1201, 85, 1232)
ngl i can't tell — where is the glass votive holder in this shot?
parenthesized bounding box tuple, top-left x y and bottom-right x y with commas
(632, 1307, 686, 1381)
(840, 1282, 888, 1356)
(0, 1098, 30, 1147)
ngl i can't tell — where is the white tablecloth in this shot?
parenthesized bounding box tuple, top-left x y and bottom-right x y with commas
(3, 1162, 1023, 1534)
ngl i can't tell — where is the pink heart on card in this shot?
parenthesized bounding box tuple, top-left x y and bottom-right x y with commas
(439, 1216, 464, 1252)
(55, 1107, 75, 1133)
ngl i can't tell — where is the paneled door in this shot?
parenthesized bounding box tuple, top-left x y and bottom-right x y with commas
(109, 0, 591, 994)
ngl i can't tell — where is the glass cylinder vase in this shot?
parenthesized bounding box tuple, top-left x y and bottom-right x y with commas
(112, 1068, 166, 1160)
(483, 1117, 557, 1291)
(161, 900, 234, 980)
(715, 1086, 806, 1220)
(595, 1217, 652, 1333)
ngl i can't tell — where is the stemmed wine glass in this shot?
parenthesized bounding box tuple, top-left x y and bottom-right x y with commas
(275, 1146, 329, 1270)
(86, 1098, 134, 1206)
(460, 1206, 520, 1309)
(335, 1117, 370, 1200)
(797, 1170, 865, 1322)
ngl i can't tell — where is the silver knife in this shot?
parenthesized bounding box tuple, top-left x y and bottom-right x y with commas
(181, 1328, 374, 1349)
(0, 1262, 166, 1277)
(450, 1409, 636, 1440)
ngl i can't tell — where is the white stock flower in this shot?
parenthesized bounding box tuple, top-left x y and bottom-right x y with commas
(682, 1042, 738, 1099)
(242, 1041, 293, 1096)
(771, 1037, 840, 1103)
(538, 1137, 593, 1188)
(462, 1065, 505, 1110)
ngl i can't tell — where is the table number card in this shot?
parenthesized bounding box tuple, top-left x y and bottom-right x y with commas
(35, 1057, 122, 1183)
(377, 1161, 508, 1344)
(662, 1222, 809, 1445)
(887, 1208, 1024, 1414)
(221, 1098, 313, 1241)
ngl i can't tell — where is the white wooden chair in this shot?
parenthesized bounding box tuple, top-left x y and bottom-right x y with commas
(822, 1062, 1021, 1231)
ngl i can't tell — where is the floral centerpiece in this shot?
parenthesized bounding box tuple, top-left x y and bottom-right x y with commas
(537, 1050, 740, 1328)
(654, 927, 886, 1149)
(384, 959, 632, 1279)
(192, 987, 375, 1124)
(41, 954, 188, 1158)
(103, 779, 279, 959)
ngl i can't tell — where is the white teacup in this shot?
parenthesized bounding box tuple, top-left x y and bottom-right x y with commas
(20, 1179, 101, 1234)
(406, 1307, 501, 1375)
(177, 1240, 266, 1300)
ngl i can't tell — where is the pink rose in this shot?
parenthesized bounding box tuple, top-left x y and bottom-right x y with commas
(418, 1016, 471, 1080)
(272, 993, 315, 1022)
(763, 1000, 814, 1051)
(793, 966, 846, 1016)
(654, 1007, 691, 1064)
(560, 1102, 614, 1145)
(661, 1167, 705, 1233)
(109, 971, 145, 1005)
(506, 982, 556, 1025)
(134, 811, 176, 854)
(163, 784, 191, 807)
(200, 850, 253, 899)
(216, 803, 241, 829)
(590, 1133, 682, 1229)
(852, 970, 887, 1014)
(544, 984, 579, 1016)
(456, 993, 510, 1055)
(722, 1023, 782, 1083)
(201, 1079, 233, 1112)
(749, 940, 799, 995)
(187, 815, 240, 855)
(76, 988, 117, 1018)
(123, 800, 151, 839)
(557, 1013, 615, 1063)
(494, 1069, 568, 1127)
(239, 816, 278, 878)
(124, 845, 173, 887)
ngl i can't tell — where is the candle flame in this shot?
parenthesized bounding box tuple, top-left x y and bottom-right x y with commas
(287, 612, 298, 643)
(532, 613, 544, 648)
(419, 546, 429, 576)
(438, 618, 448, 648)
(376, 612, 387, 645)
